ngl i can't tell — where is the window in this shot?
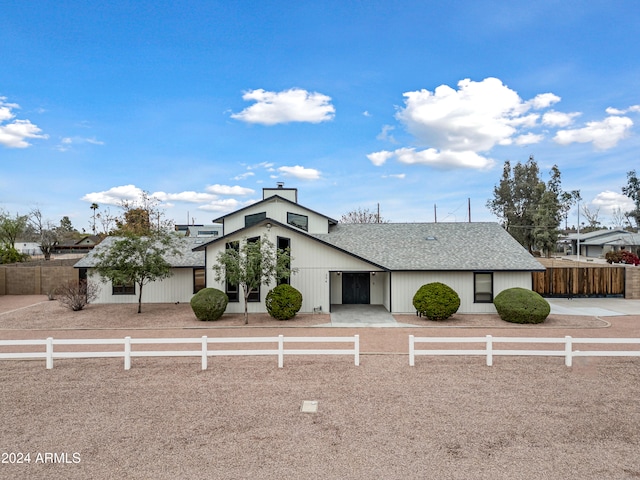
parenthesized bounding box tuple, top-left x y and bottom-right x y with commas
(287, 212, 308, 231)
(193, 268, 206, 293)
(245, 212, 266, 228)
(247, 237, 260, 302)
(225, 241, 239, 302)
(277, 237, 291, 285)
(474, 272, 493, 303)
(112, 281, 135, 295)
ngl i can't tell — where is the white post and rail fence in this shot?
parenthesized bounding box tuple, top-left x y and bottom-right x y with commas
(2, 335, 640, 369)
(0, 335, 360, 370)
(409, 335, 640, 367)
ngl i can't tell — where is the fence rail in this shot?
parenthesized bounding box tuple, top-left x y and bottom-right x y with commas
(0, 335, 360, 370)
(409, 335, 640, 366)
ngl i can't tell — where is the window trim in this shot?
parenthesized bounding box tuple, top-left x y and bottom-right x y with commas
(277, 236, 291, 285)
(193, 268, 206, 294)
(474, 272, 494, 303)
(225, 241, 240, 302)
(112, 282, 135, 295)
(287, 212, 308, 231)
(246, 236, 261, 302)
(245, 212, 266, 228)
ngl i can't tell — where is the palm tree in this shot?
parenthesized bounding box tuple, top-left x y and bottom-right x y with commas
(90, 203, 99, 234)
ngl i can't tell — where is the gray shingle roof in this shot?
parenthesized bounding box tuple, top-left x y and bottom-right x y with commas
(74, 236, 205, 268)
(313, 222, 545, 271)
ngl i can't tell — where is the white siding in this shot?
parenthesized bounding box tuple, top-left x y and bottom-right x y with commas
(88, 269, 196, 304)
(205, 224, 381, 313)
(390, 271, 532, 314)
(223, 198, 330, 235)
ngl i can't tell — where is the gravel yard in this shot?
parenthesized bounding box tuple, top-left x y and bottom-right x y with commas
(1, 296, 640, 479)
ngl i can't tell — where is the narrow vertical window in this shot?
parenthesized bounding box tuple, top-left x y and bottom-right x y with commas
(277, 237, 291, 285)
(225, 241, 239, 302)
(247, 237, 260, 301)
(193, 268, 206, 293)
(474, 272, 493, 303)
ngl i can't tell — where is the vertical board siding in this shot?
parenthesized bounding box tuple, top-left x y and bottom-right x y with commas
(390, 271, 532, 314)
(89, 269, 196, 304)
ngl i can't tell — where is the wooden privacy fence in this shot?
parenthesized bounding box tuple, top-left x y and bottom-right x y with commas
(409, 335, 640, 367)
(0, 335, 360, 369)
(532, 266, 625, 297)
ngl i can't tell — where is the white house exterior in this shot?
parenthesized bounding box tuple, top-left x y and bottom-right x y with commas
(193, 186, 545, 314)
(76, 186, 545, 313)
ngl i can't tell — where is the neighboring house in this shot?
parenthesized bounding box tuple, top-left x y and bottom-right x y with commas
(192, 186, 545, 314)
(566, 229, 639, 258)
(53, 235, 103, 254)
(185, 224, 222, 238)
(15, 242, 42, 256)
(74, 237, 206, 304)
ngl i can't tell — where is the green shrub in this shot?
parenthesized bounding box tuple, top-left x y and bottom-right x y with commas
(266, 284, 303, 320)
(190, 288, 228, 321)
(493, 287, 550, 324)
(412, 282, 460, 321)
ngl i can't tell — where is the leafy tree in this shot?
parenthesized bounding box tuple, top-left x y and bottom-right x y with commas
(340, 206, 388, 223)
(211, 235, 294, 324)
(92, 191, 180, 313)
(0, 210, 28, 252)
(622, 170, 640, 229)
(488, 157, 578, 254)
(93, 233, 182, 313)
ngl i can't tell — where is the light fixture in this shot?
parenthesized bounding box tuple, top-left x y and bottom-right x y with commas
(372, 272, 376, 276)
(265, 222, 272, 231)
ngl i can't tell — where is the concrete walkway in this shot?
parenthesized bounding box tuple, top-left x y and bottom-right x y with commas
(324, 304, 415, 328)
(322, 299, 640, 328)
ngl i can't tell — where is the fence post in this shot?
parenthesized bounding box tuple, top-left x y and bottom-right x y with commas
(124, 336, 131, 370)
(486, 335, 493, 367)
(278, 335, 284, 368)
(409, 335, 415, 366)
(201, 336, 208, 370)
(565, 336, 573, 367)
(354, 335, 360, 366)
(46, 337, 53, 369)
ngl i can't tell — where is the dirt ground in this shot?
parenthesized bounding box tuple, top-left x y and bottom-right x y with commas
(1, 296, 640, 479)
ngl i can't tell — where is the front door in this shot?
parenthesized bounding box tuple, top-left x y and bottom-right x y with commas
(342, 273, 370, 304)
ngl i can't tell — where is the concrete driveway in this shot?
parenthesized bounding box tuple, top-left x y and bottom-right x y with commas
(546, 297, 640, 316)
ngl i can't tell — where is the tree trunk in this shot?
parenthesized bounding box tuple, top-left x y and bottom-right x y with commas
(243, 287, 249, 325)
(137, 284, 143, 314)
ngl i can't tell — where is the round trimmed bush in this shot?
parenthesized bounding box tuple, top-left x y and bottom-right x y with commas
(493, 287, 550, 324)
(190, 288, 228, 321)
(412, 282, 460, 321)
(266, 284, 303, 320)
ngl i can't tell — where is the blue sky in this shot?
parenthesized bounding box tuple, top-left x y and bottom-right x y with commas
(2, 0, 639, 233)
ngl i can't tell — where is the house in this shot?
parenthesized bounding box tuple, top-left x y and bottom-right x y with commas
(74, 236, 206, 304)
(76, 186, 545, 313)
(52, 235, 103, 254)
(192, 186, 545, 314)
(566, 229, 640, 258)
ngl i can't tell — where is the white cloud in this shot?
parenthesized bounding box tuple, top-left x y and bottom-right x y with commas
(383, 173, 406, 179)
(278, 165, 321, 180)
(514, 133, 544, 145)
(395, 77, 550, 153)
(56, 136, 105, 152)
(82, 185, 145, 205)
(198, 199, 245, 212)
(376, 124, 396, 143)
(542, 110, 581, 127)
(591, 191, 635, 214)
(205, 184, 255, 196)
(233, 172, 255, 180)
(606, 105, 640, 115)
(367, 150, 394, 166)
(525, 92, 561, 109)
(153, 191, 219, 203)
(363, 111, 372, 117)
(393, 147, 495, 170)
(231, 88, 335, 125)
(0, 97, 49, 148)
(554, 115, 633, 150)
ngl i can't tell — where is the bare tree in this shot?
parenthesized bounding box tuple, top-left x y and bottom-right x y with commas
(581, 204, 601, 231)
(611, 207, 630, 229)
(340, 206, 388, 224)
(29, 208, 58, 260)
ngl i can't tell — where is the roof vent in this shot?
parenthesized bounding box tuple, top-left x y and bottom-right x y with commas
(277, 182, 285, 189)
(425, 236, 437, 241)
